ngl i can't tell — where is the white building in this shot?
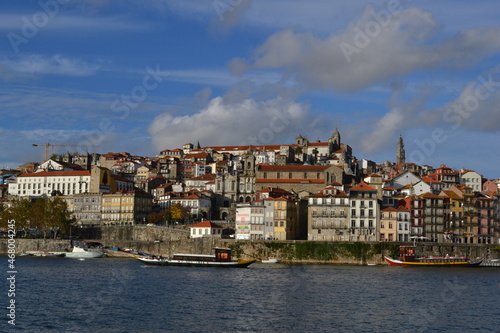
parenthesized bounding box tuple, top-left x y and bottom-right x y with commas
(235, 202, 265, 240)
(389, 171, 422, 190)
(459, 170, 482, 192)
(189, 220, 223, 238)
(8, 170, 91, 197)
(396, 206, 411, 242)
(348, 182, 379, 242)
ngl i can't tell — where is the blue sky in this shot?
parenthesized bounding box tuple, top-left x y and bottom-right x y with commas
(1, 0, 500, 178)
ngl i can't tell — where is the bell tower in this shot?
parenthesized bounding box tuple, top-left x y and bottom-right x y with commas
(396, 135, 406, 165)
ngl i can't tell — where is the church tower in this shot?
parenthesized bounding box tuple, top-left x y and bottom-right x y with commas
(329, 128, 341, 150)
(396, 135, 406, 165)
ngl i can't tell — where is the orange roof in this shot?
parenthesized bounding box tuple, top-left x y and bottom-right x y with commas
(18, 170, 90, 177)
(419, 192, 443, 199)
(258, 165, 333, 171)
(350, 182, 377, 191)
(188, 174, 216, 181)
(256, 179, 325, 184)
(190, 220, 223, 229)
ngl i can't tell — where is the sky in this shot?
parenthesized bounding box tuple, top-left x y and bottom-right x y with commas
(1, 0, 500, 179)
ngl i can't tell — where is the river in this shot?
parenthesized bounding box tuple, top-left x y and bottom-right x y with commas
(2, 257, 499, 332)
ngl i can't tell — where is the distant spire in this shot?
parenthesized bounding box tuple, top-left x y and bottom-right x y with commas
(396, 135, 406, 165)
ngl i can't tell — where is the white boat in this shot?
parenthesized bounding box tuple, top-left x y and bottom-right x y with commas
(65, 240, 104, 259)
(261, 257, 280, 264)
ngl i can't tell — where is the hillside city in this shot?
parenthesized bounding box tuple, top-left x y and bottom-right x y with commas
(1, 129, 499, 245)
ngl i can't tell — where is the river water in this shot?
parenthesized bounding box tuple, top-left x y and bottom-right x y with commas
(2, 257, 499, 332)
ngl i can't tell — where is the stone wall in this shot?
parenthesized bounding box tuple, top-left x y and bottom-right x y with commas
(1, 225, 499, 265)
(0, 239, 71, 254)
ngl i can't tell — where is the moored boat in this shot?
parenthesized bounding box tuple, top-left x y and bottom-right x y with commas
(261, 257, 280, 264)
(136, 247, 256, 268)
(384, 245, 483, 267)
(65, 240, 105, 259)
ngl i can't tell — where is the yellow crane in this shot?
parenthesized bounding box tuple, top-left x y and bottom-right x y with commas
(32, 143, 100, 161)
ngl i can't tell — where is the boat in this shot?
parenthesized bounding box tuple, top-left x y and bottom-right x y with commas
(65, 240, 105, 259)
(384, 245, 483, 267)
(261, 257, 280, 264)
(136, 247, 256, 268)
(21, 251, 65, 257)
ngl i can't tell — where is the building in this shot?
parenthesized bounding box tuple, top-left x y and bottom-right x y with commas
(72, 193, 103, 226)
(308, 188, 349, 241)
(235, 201, 265, 240)
(396, 205, 410, 242)
(189, 220, 223, 238)
(380, 207, 397, 242)
(348, 182, 379, 242)
(419, 192, 448, 243)
(8, 170, 91, 197)
(101, 189, 153, 225)
(264, 197, 300, 240)
(255, 164, 344, 197)
(459, 169, 482, 192)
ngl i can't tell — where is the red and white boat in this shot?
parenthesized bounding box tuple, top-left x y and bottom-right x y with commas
(384, 245, 483, 267)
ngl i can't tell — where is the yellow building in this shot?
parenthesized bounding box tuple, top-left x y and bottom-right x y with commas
(101, 189, 153, 225)
(265, 197, 299, 240)
(380, 207, 398, 242)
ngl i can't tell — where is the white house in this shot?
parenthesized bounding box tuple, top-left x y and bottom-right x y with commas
(390, 171, 422, 190)
(8, 170, 91, 197)
(459, 170, 482, 192)
(189, 220, 223, 238)
(235, 202, 265, 240)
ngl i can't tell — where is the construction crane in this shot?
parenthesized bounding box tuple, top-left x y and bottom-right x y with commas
(32, 143, 100, 161)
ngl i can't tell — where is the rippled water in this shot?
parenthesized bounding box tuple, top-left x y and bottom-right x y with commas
(2, 257, 499, 332)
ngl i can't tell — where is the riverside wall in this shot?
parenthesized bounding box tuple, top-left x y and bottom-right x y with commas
(1, 226, 499, 265)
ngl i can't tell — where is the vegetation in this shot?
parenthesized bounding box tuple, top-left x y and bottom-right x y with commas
(0, 197, 75, 238)
(165, 203, 191, 224)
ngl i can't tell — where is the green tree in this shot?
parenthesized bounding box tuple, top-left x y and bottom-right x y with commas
(7, 199, 32, 237)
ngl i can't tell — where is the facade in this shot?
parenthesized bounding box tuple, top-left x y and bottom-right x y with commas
(348, 183, 379, 242)
(396, 206, 411, 242)
(9, 170, 91, 197)
(235, 202, 265, 240)
(101, 189, 153, 225)
(380, 207, 397, 242)
(459, 170, 482, 192)
(189, 220, 223, 238)
(72, 193, 103, 226)
(307, 189, 349, 241)
(420, 193, 448, 243)
(265, 197, 300, 240)
(255, 164, 344, 197)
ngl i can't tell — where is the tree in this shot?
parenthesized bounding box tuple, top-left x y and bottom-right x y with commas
(148, 211, 165, 225)
(165, 204, 191, 224)
(312, 148, 319, 164)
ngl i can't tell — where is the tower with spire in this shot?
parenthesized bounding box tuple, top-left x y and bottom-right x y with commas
(396, 135, 406, 165)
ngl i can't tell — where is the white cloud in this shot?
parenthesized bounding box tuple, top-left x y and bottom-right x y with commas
(234, 6, 500, 92)
(0, 54, 102, 77)
(0, 14, 150, 32)
(149, 95, 315, 151)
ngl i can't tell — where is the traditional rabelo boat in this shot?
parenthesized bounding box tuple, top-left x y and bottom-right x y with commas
(384, 245, 483, 267)
(136, 247, 257, 268)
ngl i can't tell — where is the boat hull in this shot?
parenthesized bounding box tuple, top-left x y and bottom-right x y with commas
(65, 251, 104, 259)
(137, 257, 257, 268)
(384, 256, 483, 267)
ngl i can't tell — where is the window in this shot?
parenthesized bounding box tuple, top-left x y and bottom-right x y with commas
(360, 220, 365, 228)
(351, 220, 355, 227)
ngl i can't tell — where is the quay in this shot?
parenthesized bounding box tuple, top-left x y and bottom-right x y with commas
(481, 259, 500, 267)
